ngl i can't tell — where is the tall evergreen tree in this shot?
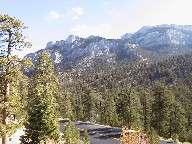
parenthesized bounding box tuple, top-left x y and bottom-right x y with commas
(151, 83, 174, 138)
(74, 95, 84, 121)
(20, 51, 60, 143)
(140, 90, 152, 132)
(173, 84, 192, 139)
(58, 92, 74, 120)
(101, 94, 119, 126)
(0, 14, 31, 144)
(116, 87, 143, 128)
(82, 89, 98, 123)
(167, 97, 187, 141)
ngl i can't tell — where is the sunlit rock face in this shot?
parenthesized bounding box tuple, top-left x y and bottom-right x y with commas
(122, 25, 192, 48)
(26, 25, 192, 68)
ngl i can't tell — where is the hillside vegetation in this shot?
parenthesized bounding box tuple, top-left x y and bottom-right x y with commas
(56, 53, 192, 142)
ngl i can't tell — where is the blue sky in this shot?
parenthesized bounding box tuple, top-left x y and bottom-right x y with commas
(1, 0, 192, 57)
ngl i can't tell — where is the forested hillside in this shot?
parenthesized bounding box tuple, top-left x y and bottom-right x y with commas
(56, 53, 192, 142)
(58, 53, 192, 91)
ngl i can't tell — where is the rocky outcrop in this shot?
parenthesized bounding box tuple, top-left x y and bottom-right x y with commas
(26, 24, 192, 68)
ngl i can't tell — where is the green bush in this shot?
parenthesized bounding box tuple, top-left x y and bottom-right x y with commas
(147, 127, 159, 144)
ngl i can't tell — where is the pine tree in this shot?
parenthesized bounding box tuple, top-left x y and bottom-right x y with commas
(82, 130, 90, 144)
(173, 84, 192, 141)
(74, 96, 84, 121)
(58, 92, 74, 120)
(63, 121, 80, 144)
(116, 87, 143, 128)
(102, 94, 119, 126)
(140, 90, 152, 132)
(20, 51, 60, 143)
(169, 99, 187, 141)
(82, 89, 98, 123)
(151, 82, 174, 138)
(0, 14, 32, 144)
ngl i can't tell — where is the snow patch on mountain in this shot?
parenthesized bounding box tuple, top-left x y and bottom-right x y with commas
(26, 24, 192, 68)
(54, 52, 61, 63)
(65, 35, 80, 44)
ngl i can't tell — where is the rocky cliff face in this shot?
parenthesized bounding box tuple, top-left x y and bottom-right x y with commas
(26, 24, 192, 68)
(122, 24, 192, 48)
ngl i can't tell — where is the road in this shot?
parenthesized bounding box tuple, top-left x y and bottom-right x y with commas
(0, 120, 178, 144)
(59, 120, 121, 144)
(59, 120, 179, 144)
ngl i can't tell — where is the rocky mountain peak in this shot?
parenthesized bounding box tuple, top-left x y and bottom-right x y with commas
(26, 24, 192, 69)
(65, 35, 80, 44)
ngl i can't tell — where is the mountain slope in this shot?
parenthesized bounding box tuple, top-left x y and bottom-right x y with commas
(26, 24, 192, 68)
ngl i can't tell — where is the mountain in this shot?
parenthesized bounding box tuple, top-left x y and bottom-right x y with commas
(25, 24, 192, 68)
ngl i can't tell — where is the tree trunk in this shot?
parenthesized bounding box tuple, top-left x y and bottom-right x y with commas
(1, 30, 12, 144)
(2, 115, 8, 144)
(2, 81, 9, 144)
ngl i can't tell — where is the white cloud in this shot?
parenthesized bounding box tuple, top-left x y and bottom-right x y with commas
(131, 0, 192, 26)
(107, 9, 120, 17)
(71, 23, 112, 38)
(47, 11, 60, 20)
(68, 7, 84, 21)
(106, 0, 192, 35)
(71, 7, 84, 16)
